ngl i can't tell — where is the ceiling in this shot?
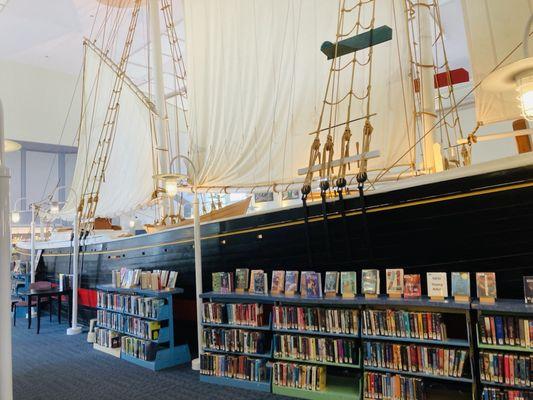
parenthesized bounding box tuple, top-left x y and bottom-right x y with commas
(0, 0, 471, 101)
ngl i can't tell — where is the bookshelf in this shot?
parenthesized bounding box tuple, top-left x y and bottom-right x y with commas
(472, 300, 533, 398)
(94, 284, 191, 371)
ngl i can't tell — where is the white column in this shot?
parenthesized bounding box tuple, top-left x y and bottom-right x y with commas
(30, 203, 35, 283)
(418, 0, 443, 173)
(67, 211, 81, 335)
(191, 188, 203, 370)
(0, 100, 14, 400)
(149, 0, 174, 221)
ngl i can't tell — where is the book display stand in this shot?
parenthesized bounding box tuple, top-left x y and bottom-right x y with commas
(472, 299, 533, 399)
(94, 284, 191, 371)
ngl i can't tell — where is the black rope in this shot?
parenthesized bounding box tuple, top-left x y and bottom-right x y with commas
(319, 180, 332, 261)
(301, 184, 313, 268)
(336, 177, 352, 261)
(357, 172, 375, 266)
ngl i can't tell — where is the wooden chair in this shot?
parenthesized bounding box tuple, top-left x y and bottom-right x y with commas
(13, 281, 52, 328)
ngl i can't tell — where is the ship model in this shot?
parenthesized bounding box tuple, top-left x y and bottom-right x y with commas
(14, 0, 533, 340)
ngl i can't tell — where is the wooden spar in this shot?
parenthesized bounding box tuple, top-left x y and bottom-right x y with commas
(513, 119, 532, 153)
(457, 129, 533, 145)
(297, 150, 380, 176)
(320, 26, 392, 60)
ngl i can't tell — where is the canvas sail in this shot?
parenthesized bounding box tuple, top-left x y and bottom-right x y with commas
(59, 42, 156, 220)
(183, 0, 415, 192)
(461, 0, 533, 125)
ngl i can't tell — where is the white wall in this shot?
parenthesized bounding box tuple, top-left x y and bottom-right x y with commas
(0, 59, 80, 145)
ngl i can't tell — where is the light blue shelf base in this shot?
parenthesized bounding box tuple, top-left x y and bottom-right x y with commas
(200, 374, 271, 392)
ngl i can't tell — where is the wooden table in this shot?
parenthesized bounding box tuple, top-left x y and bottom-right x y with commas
(18, 288, 72, 334)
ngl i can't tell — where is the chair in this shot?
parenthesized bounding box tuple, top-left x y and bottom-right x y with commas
(13, 281, 52, 328)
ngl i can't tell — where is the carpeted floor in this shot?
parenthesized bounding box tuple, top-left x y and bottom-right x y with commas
(12, 317, 289, 400)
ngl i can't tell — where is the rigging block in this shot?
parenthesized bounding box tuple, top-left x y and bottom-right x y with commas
(320, 25, 393, 60)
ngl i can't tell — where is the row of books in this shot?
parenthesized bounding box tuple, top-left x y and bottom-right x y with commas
(272, 305, 359, 335)
(111, 267, 178, 290)
(97, 291, 166, 319)
(201, 328, 268, 355)
(272, 362, 326, 391)
(199, 353, 268, 382)
(121, 336, 157, 361)
(273, 334, 358, 366)
(479, 315, 533, 348)
(482, 387, 533, 400)
(364, 372, 425, 400)
(480, 351, 533, 387)
(363, 342, 468, 378)
(211, 268, 501, 300)
(202, 303, 266, 327)
(96, 310, 161, 340)
(362, 310, 447, 341)
(94, 327, 121, 349)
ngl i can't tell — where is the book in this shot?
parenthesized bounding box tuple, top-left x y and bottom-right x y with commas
(340, 271, 357, 297)
(284, 271, 299, 294)
(167, 271, 178, 289)
(252, 271, 267, 294)
(524, 276, 533, 304)
(304, 272, 322, 298)
(403, 274, 421, 298)
(151, 272, 161, 291)
(386, 268, 404, 297)
(273, 305, 358, 334)
(476, 272, 497, 300)
(324, 271, 339, 296)
(212, 272, 222, 292)
(300, 271, 313, 294)
(235, 268, 249, 292)
(451, 272, 470, 300)
(362, 269, 380, 296)
(427, 272, 448, 299)
(220, 272, 233, 293)
(248, 270, 263, 292)
(201, 353, 268, 383)
(271, 270, 285, 294)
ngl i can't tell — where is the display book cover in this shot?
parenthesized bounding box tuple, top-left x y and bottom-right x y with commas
(524, 276, 533, 304)
(362, 269, 380, 297)
(476, 272, 496, 303)
(302, 271, 322, 298)
(451, 272, 470, 302)
(324, 271, 339, 297)
(427, 272, 448, 300)
(284, 271, 299, 295)
(403, 274, 421, 298)
(340, 271, 357, 298)
(250, 270, 268, 294)
(386, 268, 404, 298)
(235, 268, 249, 293)
(271, 270, 286, 294)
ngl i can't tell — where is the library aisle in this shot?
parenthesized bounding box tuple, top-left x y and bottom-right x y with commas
(11, 321, 287, 400)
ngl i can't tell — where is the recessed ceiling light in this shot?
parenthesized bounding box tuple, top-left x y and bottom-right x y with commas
(4, 140, 21, 152)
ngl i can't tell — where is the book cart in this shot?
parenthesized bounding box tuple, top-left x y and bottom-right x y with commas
(472, 299, 533, 400)
(360, 296, 476, 400)
(94, 284, 191, 371)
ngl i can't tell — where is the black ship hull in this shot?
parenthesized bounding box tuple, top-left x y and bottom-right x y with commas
(14, 156, 533, 342)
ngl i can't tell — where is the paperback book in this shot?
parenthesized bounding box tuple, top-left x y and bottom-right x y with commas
(304, 272, 322, 298)
(386, 268, 404, 297)
(524, 276, 533, 304)
(324, 271, 339, 297)
(403, 274, 421, 298)
(284, 271, 299, 294)
(249, 270, 264, 293)
(451, 272, 470, 301)
(476, 272, 497, 301)
(235, 268, 249, 292)
(427, 272, 448, 299)
(271, 270, 285, 294)
(340, 271, 357, 297)
(362, 269, 380, 296)
(220, 272, 234, 293)
(212, 273, 222, 292)
(253, 271, 267, 294)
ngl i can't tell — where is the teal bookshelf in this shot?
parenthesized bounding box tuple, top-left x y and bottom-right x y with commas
(94, 284, 191, 371)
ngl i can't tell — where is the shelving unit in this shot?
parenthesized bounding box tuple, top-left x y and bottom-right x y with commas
(472, 299, 533, 399)
(94, 284, 191, 371)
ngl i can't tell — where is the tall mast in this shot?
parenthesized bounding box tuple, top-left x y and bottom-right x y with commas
(417, 0, 443, 173)
(149, 0, 174, 221)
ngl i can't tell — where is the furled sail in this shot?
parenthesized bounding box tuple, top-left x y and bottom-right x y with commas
(183, 0, 415, 192)
(461, 0, 533, 125)
(59, 41, 156, 220)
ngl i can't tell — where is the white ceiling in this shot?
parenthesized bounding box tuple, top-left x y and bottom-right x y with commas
(0, 0, 471, 99)
(0, 0, 186, 95)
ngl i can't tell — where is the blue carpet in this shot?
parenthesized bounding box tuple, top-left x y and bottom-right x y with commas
(12, 318, 289, 400)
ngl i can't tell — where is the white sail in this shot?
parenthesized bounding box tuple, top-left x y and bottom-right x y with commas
(183, 0, 415, 191)
(60, 42, 156, 220)
(461, 0, 533, 125)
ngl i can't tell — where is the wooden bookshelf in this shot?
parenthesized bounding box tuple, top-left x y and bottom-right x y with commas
(93, 284, 191, 371)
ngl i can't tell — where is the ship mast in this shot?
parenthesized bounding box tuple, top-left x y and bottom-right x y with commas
(148, 0, 174, 223)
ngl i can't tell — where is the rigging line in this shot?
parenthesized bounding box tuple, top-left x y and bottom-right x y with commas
(373, 27, 533, 185)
